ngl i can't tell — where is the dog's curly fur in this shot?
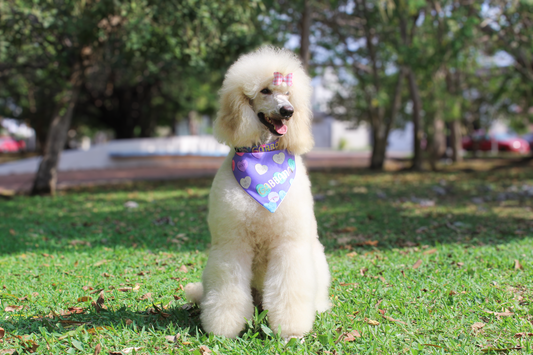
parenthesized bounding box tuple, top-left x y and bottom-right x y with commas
(185, 46, 331, 339)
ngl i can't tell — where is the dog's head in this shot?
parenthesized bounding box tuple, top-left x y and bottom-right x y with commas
(214, 46, 314, 155)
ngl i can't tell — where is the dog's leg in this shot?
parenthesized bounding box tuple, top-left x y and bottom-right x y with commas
(200, 241, 254, 338)
(262, 240, 317, 338)
(312, 238, 332, 313)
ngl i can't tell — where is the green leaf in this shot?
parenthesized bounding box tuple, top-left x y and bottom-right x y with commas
(260, 324, 273, 337)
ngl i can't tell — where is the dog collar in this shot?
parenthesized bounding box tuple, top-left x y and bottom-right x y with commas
(232, 141, 296, 213)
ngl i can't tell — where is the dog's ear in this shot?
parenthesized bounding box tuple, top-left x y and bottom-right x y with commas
(213, 86, 261, 147)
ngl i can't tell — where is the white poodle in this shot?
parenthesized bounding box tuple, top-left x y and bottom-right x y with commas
(185, 46, 331, 339)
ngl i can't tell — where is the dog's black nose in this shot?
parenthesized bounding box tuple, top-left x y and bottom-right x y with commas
(280, 105, 294, 118)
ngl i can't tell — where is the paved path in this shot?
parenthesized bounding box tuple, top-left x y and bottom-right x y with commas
(0, 151, 403, 193)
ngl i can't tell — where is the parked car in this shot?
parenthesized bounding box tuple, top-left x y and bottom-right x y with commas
(0, 136, 25, 153)
(462, 132, 530, 154)
(522, 133, 533, 151)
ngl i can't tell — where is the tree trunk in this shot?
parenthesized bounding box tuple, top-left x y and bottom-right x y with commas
(299, 0, 311, 71)
(369, 69, 405, 170)
(31, 63, 83, 195)
(407, 68, 424, 170)
(429, 117, 446, 171)
(370, 129, 388, 170)
(450, 120, 463, 163)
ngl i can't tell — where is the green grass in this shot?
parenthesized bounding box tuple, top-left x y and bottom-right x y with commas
(1, 167, 533, 354)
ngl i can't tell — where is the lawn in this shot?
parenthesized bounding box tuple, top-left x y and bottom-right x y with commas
(1, 166, 532, 354)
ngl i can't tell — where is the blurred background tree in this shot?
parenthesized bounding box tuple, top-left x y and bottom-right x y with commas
(1, 0, 273, 194)
(1, 0, 532, 194)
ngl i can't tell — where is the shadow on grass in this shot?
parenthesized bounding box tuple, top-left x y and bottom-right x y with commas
(8, 303, 203, 340)
(1, 168, 532, 256)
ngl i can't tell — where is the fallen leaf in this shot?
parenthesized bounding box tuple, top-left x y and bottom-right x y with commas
(94, 343, 101, 355)
(82, 286, 93, 291)
(77, 296, 91, 302)
(0, 327, 4, 339)
(17, 296, 27, 302)
(401, 270, 406, 278)
(515, 260, 523, 270)
(416, 226, 428, 234)
(339, 282, 358, 287)
(456, 262, 464, 267)
(343, 330, 361, 342)
(4, 305, 23, 312)
(346, 252, 358, 257)
(481, 346, 522, 352)
(89, 288, 104, 295)
(364, 318, 380, 326)
(449, 290, 458, 296)
(423, 248, 437, 255)
(471, 322, 485, 331)
(165, 333, 180, 343)
(94, 260, 108, 267)
(133, 284, 140, 292)
(173, 295, 181, 300)
(412, 259, 422, 269)
(102, 273, 113, 278)
(515, 332, 533, 338)
(360, 267, 368, 276)
(118, 287, 133, 292)
(11, 335, 38, 353)
(484, 310, 514, 317)
(337, 227, 357, 233)
(0, 350, 17, 354)
(179, 265, 188, 273)
(356, 240, 378, 247)
(122, 347, 142, 354)
(382, 315, 407, 325)
(86, 326, 111, 334)
(58, 320, 88, 325)
(139, 293, 152, 300)
(97, 291, 105, 305)
(9, 229, 15, 235)
(32, 292, 39, 297)
(198, 345, 211, 354)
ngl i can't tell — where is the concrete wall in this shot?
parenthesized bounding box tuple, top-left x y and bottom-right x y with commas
(0, 135, 230, 175)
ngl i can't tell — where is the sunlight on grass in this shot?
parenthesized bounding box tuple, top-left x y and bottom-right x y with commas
(1, 170, 532, 354)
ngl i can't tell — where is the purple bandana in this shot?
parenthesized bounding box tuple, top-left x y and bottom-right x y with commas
(233, 140, 296, 213)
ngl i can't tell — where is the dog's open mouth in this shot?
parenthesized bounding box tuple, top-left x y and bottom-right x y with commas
(258, 112, 288, 136)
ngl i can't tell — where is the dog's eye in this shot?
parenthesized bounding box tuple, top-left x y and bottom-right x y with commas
(260, 88, 271, 94)
(285, 92, 290, 96)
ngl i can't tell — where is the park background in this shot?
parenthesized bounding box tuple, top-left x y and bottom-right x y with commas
(1, 1, 533, 354)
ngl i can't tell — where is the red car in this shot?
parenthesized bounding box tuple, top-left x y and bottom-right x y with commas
(0, 136, 25, 153)
(462, 132, 530, 154)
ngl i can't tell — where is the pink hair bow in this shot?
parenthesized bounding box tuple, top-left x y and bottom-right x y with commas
(273, 72, 293, 86)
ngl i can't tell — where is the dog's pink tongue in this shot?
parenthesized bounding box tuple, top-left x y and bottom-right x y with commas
(274, 121, 287, 135)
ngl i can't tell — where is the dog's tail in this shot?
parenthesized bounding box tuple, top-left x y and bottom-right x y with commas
(184, 282, 203, 304)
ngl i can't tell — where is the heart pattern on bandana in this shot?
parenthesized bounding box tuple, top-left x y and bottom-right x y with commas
(273, 152, 285, 164)
(255, 164, 268, 175)
(240, 176, 251, 189)
(232, 141, 296, 213)
(263, 201, 277, 213)
(256, 183, 271, 197)
(288, 158, 296, 171)
(237, 160, 248, 172)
